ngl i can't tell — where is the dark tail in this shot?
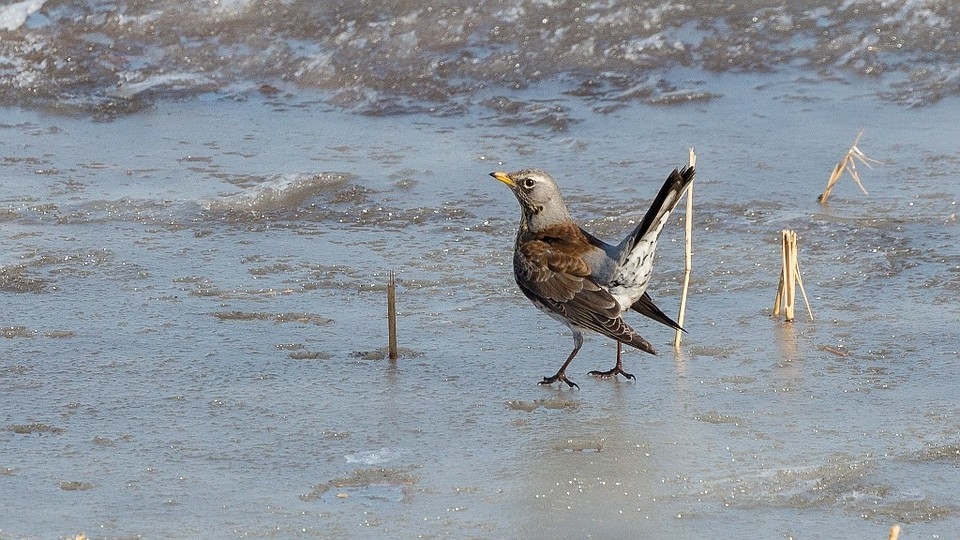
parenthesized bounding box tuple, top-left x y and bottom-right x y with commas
(619, 166, 695, 256)
(631, 292, 684, 332)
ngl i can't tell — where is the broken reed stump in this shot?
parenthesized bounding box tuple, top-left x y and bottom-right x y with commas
(674, 147, 696, 348)
(387, 271, 398, 360)
(774, 230, 798, 321)
(818, 129, 881, 204)
(773, 230, 813, 322)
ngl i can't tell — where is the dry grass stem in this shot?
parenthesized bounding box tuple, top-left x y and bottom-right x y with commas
(674, 148, 696, 348)
(794, 261, 814, 322)
(777, 230, 796, 321)
(888, 524, 901, 540)
(818, 129, 882, 204)
(387, 270, 398, 360)
(773, 230, 813, 322)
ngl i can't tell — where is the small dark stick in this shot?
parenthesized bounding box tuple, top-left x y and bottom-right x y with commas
(387, 271, 398, 360)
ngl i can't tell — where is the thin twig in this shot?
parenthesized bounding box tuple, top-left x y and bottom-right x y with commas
(387, 270, 398, 360)
(674, 148, 695, 348)
(794, 261, 814, 322)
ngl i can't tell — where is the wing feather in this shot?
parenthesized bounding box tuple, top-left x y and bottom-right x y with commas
(514, 224, 655, 353)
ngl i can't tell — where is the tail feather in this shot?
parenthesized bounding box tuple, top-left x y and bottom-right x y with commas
(617, 166, 695, 260)
(606, 166, 695, 310)
(631, 292, 684, 332)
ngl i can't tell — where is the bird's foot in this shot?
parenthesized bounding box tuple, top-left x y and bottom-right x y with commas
(588, 366, 636, 381)
(538, 372, 580, 390)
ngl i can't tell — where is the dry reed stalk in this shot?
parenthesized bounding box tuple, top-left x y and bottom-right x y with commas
(773, 230, 813, 322)
(387, 270, 398, 360)
(818, 129, 881, 204)
(674, 148, 696, 348)
(780, 231, 797, 321)
(794, 258, 813, 322)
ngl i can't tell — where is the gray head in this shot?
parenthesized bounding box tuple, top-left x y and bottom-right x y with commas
(489, 168, 572, 232)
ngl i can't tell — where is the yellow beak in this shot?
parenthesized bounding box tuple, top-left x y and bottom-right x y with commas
(489, 171, 514, 187)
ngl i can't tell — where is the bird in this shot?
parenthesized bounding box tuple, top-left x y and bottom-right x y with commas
(490, 166, 695, 389)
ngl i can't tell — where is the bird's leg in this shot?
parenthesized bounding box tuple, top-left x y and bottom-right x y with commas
(539, 331, 582, 390)
(588, 341, 636, 381)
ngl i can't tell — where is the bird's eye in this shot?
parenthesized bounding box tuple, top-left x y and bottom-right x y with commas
(522, 178, 536, 189)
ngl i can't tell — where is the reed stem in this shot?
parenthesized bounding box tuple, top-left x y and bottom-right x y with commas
(773, 230, 813, 322)
(387, 270, 398, 360)
(674, 148, 696, 348)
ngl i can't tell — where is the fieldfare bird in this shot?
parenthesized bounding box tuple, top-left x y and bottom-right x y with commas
(490, 166, 695, 389)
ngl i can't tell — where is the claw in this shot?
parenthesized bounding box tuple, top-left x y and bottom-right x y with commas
(588, 367, 635, 381)
(539, 373, 580, 390)
(589, 341, 635, 381)
(537, 334, 583, 389)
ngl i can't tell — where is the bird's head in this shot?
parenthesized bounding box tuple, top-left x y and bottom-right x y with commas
(489, 169, 572, 231)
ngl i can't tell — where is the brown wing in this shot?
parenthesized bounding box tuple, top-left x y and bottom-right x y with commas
(514, 224, 655, 353)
